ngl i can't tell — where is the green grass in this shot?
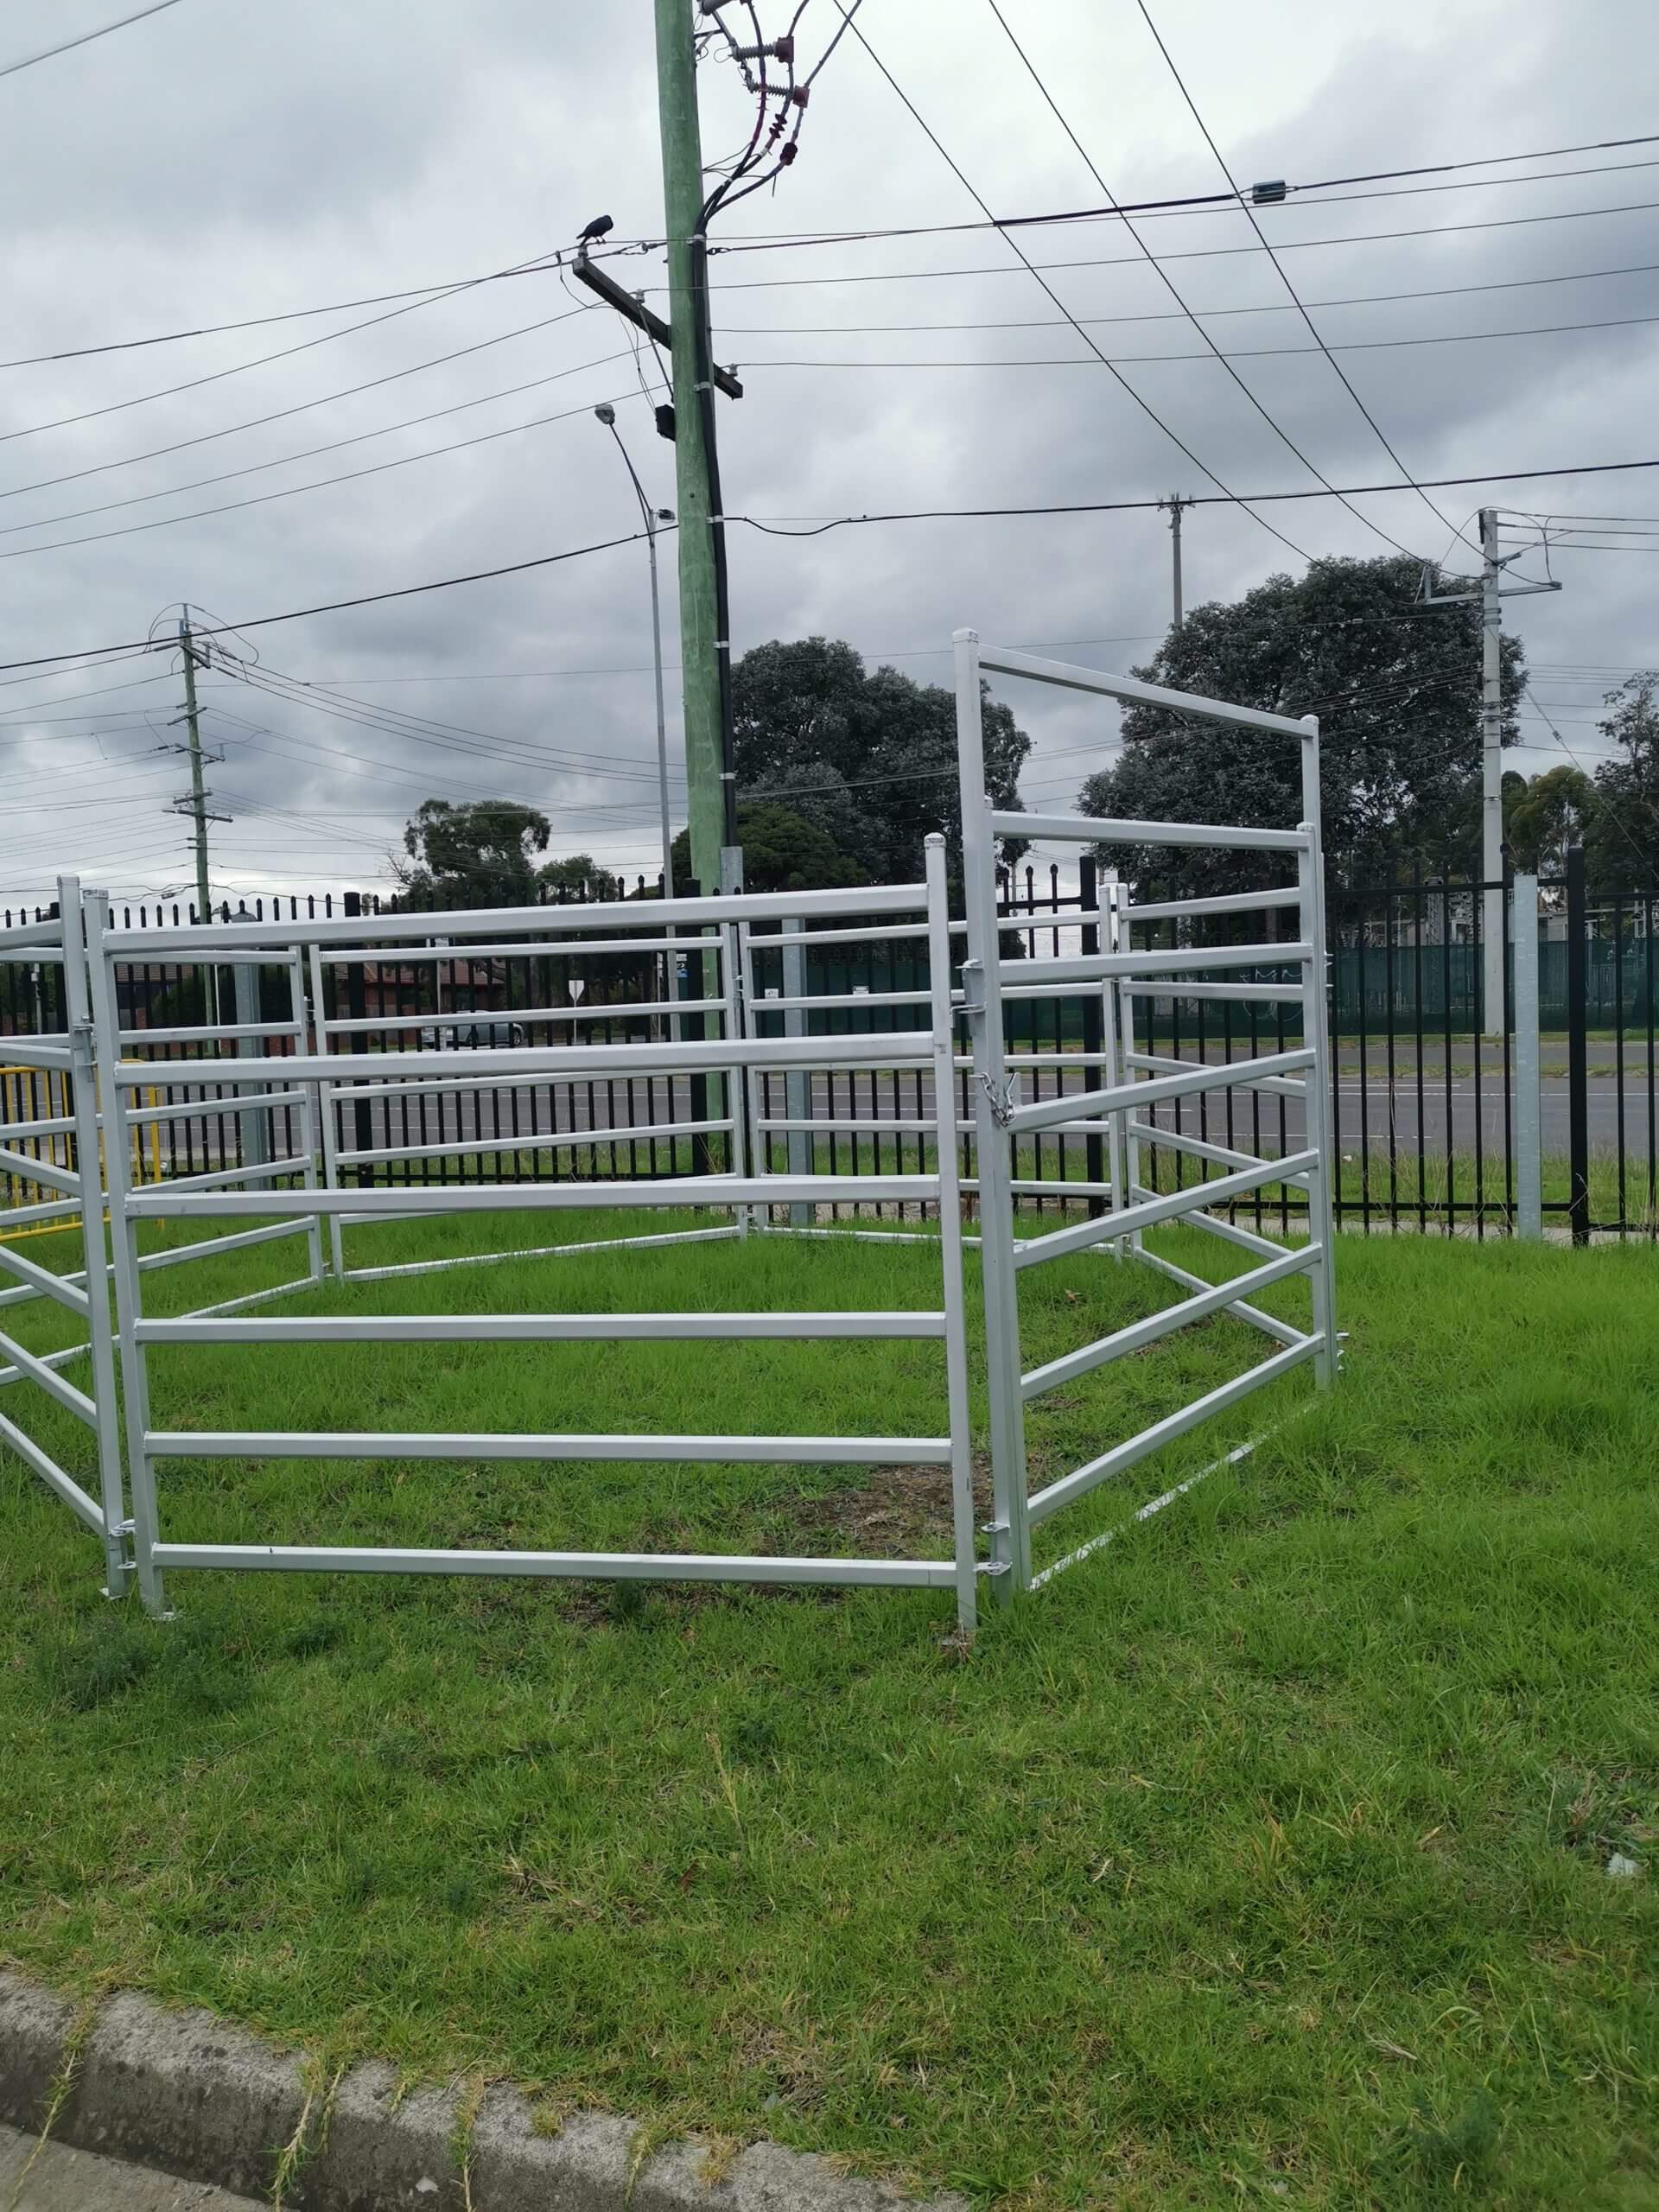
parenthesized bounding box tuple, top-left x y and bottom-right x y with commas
(2, 1212, 1658, 2207)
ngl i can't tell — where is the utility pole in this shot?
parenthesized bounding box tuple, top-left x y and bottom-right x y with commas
(1157, 494, 1193, 629)
(1419, 512, 1560, 1035)
(168, 613, 227, 924)
(653, 0, 731, 902)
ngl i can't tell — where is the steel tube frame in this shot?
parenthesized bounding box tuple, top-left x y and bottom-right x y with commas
(79, 865, 982, 1631)
(955, 632, 1337, 1590)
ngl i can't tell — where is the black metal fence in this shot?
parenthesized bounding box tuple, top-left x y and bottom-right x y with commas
(5, 855, 1656, 1238)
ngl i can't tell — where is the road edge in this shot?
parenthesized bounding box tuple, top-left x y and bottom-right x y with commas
(0, 1972, 965, 2212)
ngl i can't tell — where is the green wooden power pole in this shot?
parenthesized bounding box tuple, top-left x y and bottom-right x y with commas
(653, 0, 725, 901)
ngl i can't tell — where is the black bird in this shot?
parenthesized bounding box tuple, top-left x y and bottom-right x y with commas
(578, 213, 614, 244)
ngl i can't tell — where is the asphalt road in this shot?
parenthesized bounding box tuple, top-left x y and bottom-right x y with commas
(126, 1062, 1653, 1178)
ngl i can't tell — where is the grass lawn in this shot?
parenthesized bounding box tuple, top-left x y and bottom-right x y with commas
(1, 1210, 1656, 2207)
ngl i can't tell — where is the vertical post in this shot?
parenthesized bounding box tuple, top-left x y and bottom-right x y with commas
(1479, 507, 1505, 1037)
(83, 889, 167, 1618)
(955, 629, 1029, 1596)
(1299, 717, 1338, 1383)
(1078, 855, 1105, 1217)
(231, 948, 271, 1189)
(782, 916, 810, 1226)
(1098, 872, 1128, 1251)
(341, 892, 372, 1185)
(925, 834, 977, 1636)
(288, 950, 325, 1281)
(307, 943, 346, 1277)
(178, 615, 213, 932)
(1566, 841, 1591, 1245)
(653, 0, 727, 902)
(724, 913, 750, 1235)
(1511, 873, 1542, 1239)
(57, 877, 130, 1599)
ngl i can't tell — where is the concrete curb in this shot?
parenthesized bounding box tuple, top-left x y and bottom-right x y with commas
(0, 1974, 963, 2212)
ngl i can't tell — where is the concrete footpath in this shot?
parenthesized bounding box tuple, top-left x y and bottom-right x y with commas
(0, 1973, 958, 2212)
(0, 2123, 260, 2209)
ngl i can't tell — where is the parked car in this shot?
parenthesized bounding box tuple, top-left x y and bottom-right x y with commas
(416, 1019, 527, 1050)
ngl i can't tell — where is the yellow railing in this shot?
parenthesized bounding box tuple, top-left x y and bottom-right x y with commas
(0, 1063, 163, 1241)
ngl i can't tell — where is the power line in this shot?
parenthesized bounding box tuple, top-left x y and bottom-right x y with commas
(830, 3, 1316, 563)
(0, 253, 576, 454)
(0, 305, 598, 506)
(981, 0, 1421, 562)
(1520, 683, 1656, 881)
(722, 307, 1659, 368)
(682, 198, 1659, 294)
(1131, 0, 1470, 556)
(0, 358, 639, 562)
(0, 0, 188, 81)
(7, 448, 1659, 680)
(714, 258, 1659, 333)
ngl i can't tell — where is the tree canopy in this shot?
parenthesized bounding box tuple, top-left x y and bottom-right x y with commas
(1582, 673, 1659, 890)
(539, 853, 622, 903)
(731, 637, 1030, 885)
(395, 798, 550, 911)
(671, 801, 868, 894)
(1077, 555, 1527, 900)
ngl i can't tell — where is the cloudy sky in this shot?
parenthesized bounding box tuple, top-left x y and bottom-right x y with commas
(1, 0, 1656, 906)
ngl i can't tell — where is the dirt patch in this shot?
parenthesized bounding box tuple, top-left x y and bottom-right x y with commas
(784, 1456, 994, 1551)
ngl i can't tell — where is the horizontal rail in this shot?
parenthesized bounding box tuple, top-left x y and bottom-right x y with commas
(1126, 1119, 1289, 1174)
(744, 920, 932, 949)
(153, 1155, 308, 1194)
(149, 1541, 960, 1588)
(990, 809, 1308, 854)
(0, 919, 67, 951)
(324, 934, 705, 963)
(1130, 1244, 1311, 1350)
(105, 880, 931, 955)
(0, 1197, 82, 1236)
(1014, 1150, 1319, 1269)
(125, 1088, 306, 1126)
(1027, 1338, 1319, 1528)
(1007, 944, 1310, 988)
(976, 644, 1313, 737)
(138, 1310, 948, 1345)
(0, 1408, 104, 1532)
(0, 1241, 90, 1312)
(1128, 1048, 1310, 1101)
(124, 1173, 942, 1218)
(1128, 1187, 1300, 1261)
(335, 1119, 733, 1168)
(754, 1117, 941, 1135)
(1121, 979, 1306, 1004)
(0, 1114, 76, 1142)
(146, 1427, 952, 1465)
(136, 1220, 316, 1272)
(1020, 1245, 1318, 1399)
(1007, 1048, 1313, 1135)
(1028, 1433, 1273, 1591)
(1120, 886, 1302, 924)
(321, 997, 723, 1034)
(0, 1040, 71, 1071)
(0, 1147, 78, 1195)
(119, 1020, 303, 1047)
(0, 1323, 98, 1421)
(753, 990, 931, 1013)
(108, 1033, 935, 1085)
(339, 1224, 742, 1282)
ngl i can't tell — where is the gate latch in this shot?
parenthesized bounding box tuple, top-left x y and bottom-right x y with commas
(976, 1071, 1020, 1128)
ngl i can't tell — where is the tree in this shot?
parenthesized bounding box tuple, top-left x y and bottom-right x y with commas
(1506, 764, 1597, 880)
(671, 803, 868, 895)
(1076, 555, 1527, 904)
(540, 853, 622, 903)
(731, 637, 1030, 885)
(1587, 673, 1659, 890)
(395, 798, 550, 911)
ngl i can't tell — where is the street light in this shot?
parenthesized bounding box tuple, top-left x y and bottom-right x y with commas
(594, 404, 676, 902)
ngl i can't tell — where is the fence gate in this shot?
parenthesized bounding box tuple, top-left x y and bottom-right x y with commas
(0, 882, 129, 1592)
(954, 632, 1339, 1592)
